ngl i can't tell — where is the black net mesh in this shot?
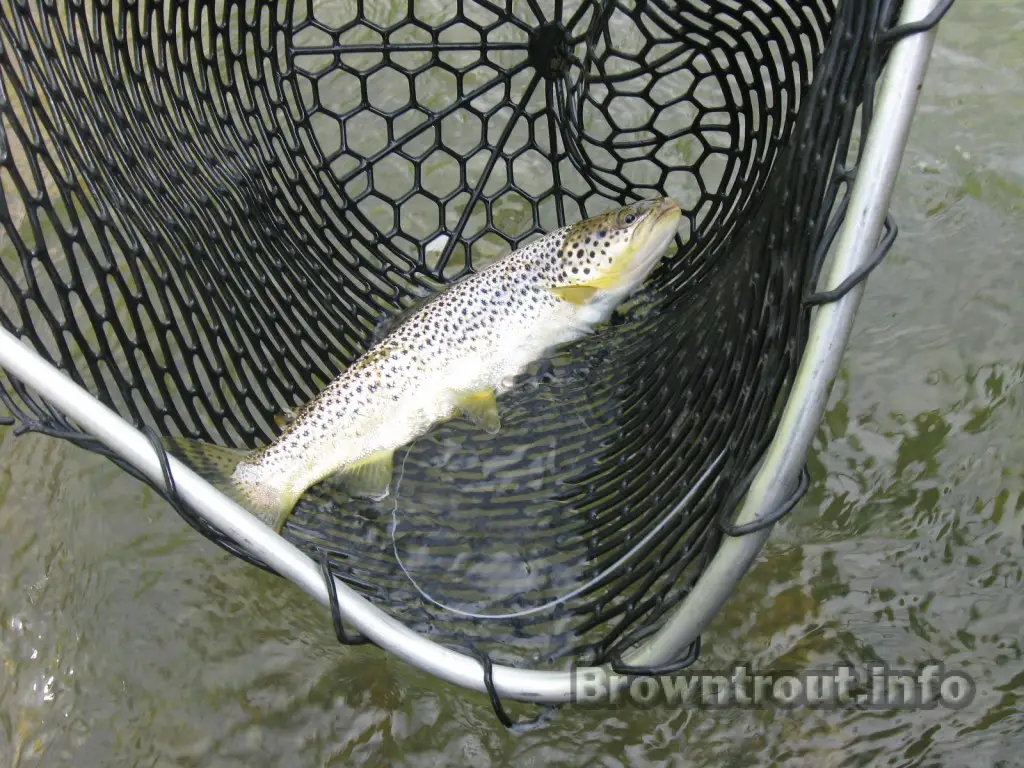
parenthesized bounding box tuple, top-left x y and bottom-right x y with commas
(0, 0, 916, 668)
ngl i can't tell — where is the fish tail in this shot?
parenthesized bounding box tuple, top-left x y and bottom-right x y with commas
(160, 437, 292, 532)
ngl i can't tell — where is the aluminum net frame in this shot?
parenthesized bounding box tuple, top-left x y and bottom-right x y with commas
(0, 0, 948, 722)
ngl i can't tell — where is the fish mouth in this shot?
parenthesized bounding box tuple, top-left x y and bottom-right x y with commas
(650, 197, 683, 228)
(624, 197, 682, 276)
(629, 198, 681, 243)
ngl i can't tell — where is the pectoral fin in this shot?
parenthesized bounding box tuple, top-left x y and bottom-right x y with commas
(456, 389, 501, 434)
(550, 270, 629, 305)
(339, 449, 394, 500)
(550, 285, 599, 306)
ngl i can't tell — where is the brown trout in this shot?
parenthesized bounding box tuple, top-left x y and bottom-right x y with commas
(168, 198, 682, 531)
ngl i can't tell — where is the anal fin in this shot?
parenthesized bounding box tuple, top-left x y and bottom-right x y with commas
(456, 389, 501, 434)
(339, 449, 394, 500)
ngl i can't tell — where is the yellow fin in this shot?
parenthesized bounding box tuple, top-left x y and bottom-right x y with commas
(456, 389, 501, 434)
(550, 285, 599, 305)
(339, 449, 394, 500)
(549, 270, 628, 304)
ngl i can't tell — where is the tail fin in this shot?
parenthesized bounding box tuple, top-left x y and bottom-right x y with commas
(160, 437, 289, 532)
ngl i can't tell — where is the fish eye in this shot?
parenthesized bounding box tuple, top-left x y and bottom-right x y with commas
(624, 214, 636, 224)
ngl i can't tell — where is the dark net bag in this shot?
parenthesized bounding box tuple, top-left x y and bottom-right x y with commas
(0, 0, 948, 722)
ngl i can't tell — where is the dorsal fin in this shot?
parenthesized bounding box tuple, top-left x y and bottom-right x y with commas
(372, 290, 442, 341)
(273, 408, 296, 430)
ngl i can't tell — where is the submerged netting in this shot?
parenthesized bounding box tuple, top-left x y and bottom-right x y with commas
(0, 0, 936, 673)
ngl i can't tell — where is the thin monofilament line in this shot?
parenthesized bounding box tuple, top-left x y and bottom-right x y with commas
(389, 447, 727, 619)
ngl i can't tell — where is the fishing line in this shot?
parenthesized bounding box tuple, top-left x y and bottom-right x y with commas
(389, 446, 727, 620)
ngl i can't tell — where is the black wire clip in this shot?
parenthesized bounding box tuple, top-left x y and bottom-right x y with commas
(804, 213, 898, 307)
(878, 0, 954, 45)
(456, 645, 562, 733)
(318, 548, 374, 647)
(139, 425, 282, 577)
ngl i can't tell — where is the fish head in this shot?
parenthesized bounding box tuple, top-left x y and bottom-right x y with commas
(539, 197, 682, 309)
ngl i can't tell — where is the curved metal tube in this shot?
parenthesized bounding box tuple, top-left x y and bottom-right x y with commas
(0, 0, 944, 705)
(623, 0, 946, 669)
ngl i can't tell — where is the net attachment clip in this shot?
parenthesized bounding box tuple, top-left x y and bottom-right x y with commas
(608, 635, 702, 677)
(879, 0, 954, 44)
(804, 213, 898, 307)
(139, 426, 283, 577)
(318, 548, 375, 647)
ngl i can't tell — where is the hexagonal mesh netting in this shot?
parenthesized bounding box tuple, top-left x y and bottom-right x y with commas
(0, 0, 937, 674)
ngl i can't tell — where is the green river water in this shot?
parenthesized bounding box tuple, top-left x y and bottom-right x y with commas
(0, 1, 1022, 765)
